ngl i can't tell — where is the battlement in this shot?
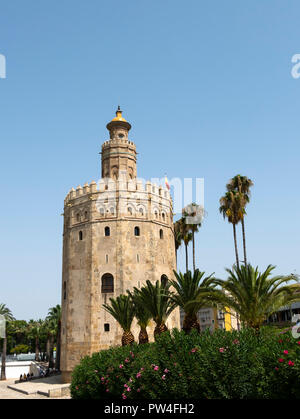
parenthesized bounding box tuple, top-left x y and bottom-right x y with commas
(102, 138, 136, 148)
(64, 179, 171, 206)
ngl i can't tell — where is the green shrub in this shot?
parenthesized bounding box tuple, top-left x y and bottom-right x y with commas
(10, 344, 30, 354)
(70, 328, 300, 399)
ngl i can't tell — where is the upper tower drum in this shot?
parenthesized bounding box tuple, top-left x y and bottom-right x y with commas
(101, 107, 137, 180)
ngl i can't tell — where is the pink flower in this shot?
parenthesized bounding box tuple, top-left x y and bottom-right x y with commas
(219, 347, 225, 353)
(125, 358, 130, 363)
(122, 394, 127, 400)
(288, 361, 295, 366)
(174, 363, 177, 366)
(129, 378, 133, 382)
(140, 367, 144, 371)
(275, 367, 279, 371)
(94, 370, 98, 373)
(106, 389, 109, 392)
(161, 375, 166, 380)
(101, 377, 105, 381)
(278, 339, 283, 343)
(75, 386, 79, 390)
(136, 373, 141, 379)
(126, 387, 131, 392)
(164, 369, 169, 373)
(191, 348, 197, 353)
(278, 358, 284, 363)
(154, 366, 159, 371)
(124, 384, 128, 388)
(233, 339, 239, 345)
(137, 388, 141, 392)
(119, 364, 124, 369)
(283, 350, 289, 355)
(297, 341, 300, 345)
(86, 381, 89, 384)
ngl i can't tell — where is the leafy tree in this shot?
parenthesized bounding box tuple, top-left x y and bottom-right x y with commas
(47, 305, 61, 370)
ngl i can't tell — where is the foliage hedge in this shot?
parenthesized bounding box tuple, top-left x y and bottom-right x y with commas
(70, 328, 300, 399)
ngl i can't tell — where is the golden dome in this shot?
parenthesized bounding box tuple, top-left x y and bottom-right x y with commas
(106, 106, 131, 131)
(110, 106, 127, 122)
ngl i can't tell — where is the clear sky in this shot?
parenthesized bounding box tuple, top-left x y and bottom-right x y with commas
(1, 0, 300, 320)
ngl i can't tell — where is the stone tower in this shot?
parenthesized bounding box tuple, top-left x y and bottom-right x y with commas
(60, 108, 180, 382)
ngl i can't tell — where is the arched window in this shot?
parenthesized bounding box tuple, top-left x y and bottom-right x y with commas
(79, 231, 83, 241)
(134, 226, 140, 236)
(101, 273, 114, 293)
(154, 211, 158, 219)
(139, 207, 144, 216)
(84, 211, 88, 220)
(162, 213, 165, 221)
(76, 213, 80, 222)
(105, 226, 110, 237)
(161, 275, 168, 287)
(99, 208, 104, 216)
(160, 229, 163, 239)
(128, 207, 133, 215)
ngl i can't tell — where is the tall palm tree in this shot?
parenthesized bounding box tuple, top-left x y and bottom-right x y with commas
(183, 203, 204, 272)
(219, 190, 243, 268)
(47, 305, 61, 370)
(210, 264, 300, 330)
(170, 270, 216, 333)
(103, 295, 135, 346)
(132, 280, 176, 340)
(174, 219, 183, 267)
(226, 175, 253, 265)
(127, 289, 152, 344)
(0, 304, 15, 380)
(44, 318, 57, 369)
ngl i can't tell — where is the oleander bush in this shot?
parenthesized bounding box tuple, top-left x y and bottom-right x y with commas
(70, 327, 300, 399)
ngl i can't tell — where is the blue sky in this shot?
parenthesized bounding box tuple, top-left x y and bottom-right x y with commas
(0, 0, 299, 320)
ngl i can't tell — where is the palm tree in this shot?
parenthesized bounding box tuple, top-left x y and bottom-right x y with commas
(174, 219, 183, 267)
(132, 280, 176, 340)
(103, 295, 135, 346)
(28, 320, 43, 361)
(0, 304, 15, 380)
(44, 318, 57, 369)
(47, 305, 61, 370)
(227, 175, 253, 265)
(127, 289, 152, 344)
(211, 264, 300, 330)
(170, 270, 216, 333)
(219, 191, 243, 268)
(183, 203, 204, 272)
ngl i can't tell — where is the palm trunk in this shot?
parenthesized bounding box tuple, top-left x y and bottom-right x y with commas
(241, 218, 247, 265)
(183, 313, 200, 334)
(0, 336, 7, 380)
(154, 323, 168, 340)
(233, 223, 239, 268)
(48, 335, 54, 369)
(121, 331, 134, 346)
(46, 335, 50, 362)
(35, 336, 40, 362)
(185, 243, 188, 273)
(192, 231, 195, 272)
(55, 321, 61, 370)
(138, 327, 149, 344)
